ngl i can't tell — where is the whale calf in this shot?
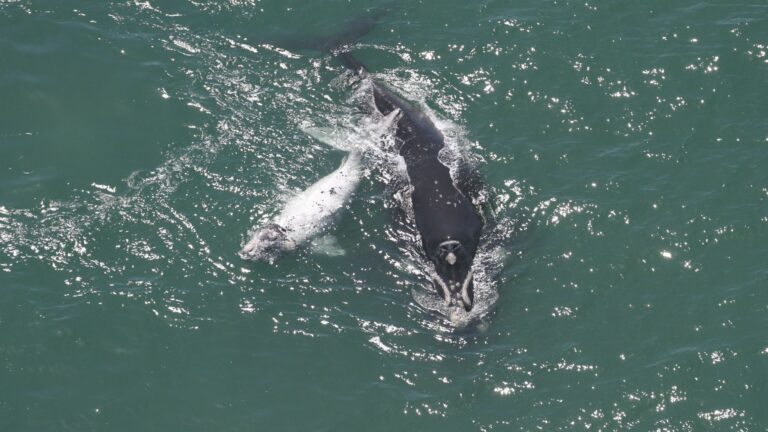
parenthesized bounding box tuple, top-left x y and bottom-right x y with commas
(339, 52, 484, 313)
(240, 107, 401, 261)
(239, 151, 362, 261)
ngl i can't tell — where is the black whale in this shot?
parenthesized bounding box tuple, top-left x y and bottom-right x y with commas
(340, 52, 484, 312)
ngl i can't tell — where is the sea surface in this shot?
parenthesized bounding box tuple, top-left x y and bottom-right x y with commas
(1, 0, 767, 430)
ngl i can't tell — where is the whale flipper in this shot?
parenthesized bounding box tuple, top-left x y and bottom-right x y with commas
(300, 125, 356, 153)
(310, 234, 346, 257)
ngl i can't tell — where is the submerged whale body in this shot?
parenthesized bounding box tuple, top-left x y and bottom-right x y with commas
(340, 52, 484, 313)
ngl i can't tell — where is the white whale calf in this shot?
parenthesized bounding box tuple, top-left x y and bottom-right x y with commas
(240, 107, 400, 261)
(239, 151, 362, 261)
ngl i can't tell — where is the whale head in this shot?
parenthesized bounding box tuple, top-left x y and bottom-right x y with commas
(430, 240, 475, 312)
(239, 223, 296, 261)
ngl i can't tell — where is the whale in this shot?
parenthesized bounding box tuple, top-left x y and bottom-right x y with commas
(239, 151, 362, 262)
(239, 107, 402, 262)
(339, 52, 484, 313)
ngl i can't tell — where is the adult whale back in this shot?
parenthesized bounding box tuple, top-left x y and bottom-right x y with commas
(340, 52, 484, 312)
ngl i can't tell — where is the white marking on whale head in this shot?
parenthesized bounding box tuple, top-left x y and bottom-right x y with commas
(431, 240, 475, 312)
(429, 268, 452, 306)
(460, 269, 474, 306)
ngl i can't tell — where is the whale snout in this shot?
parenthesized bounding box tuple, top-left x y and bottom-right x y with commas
(431, 240, 475, 312)
(432, 269, 475, 312)
(240, 223, 295, 261)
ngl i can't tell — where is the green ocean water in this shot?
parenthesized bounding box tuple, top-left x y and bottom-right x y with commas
(1, 0, 767, 430)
